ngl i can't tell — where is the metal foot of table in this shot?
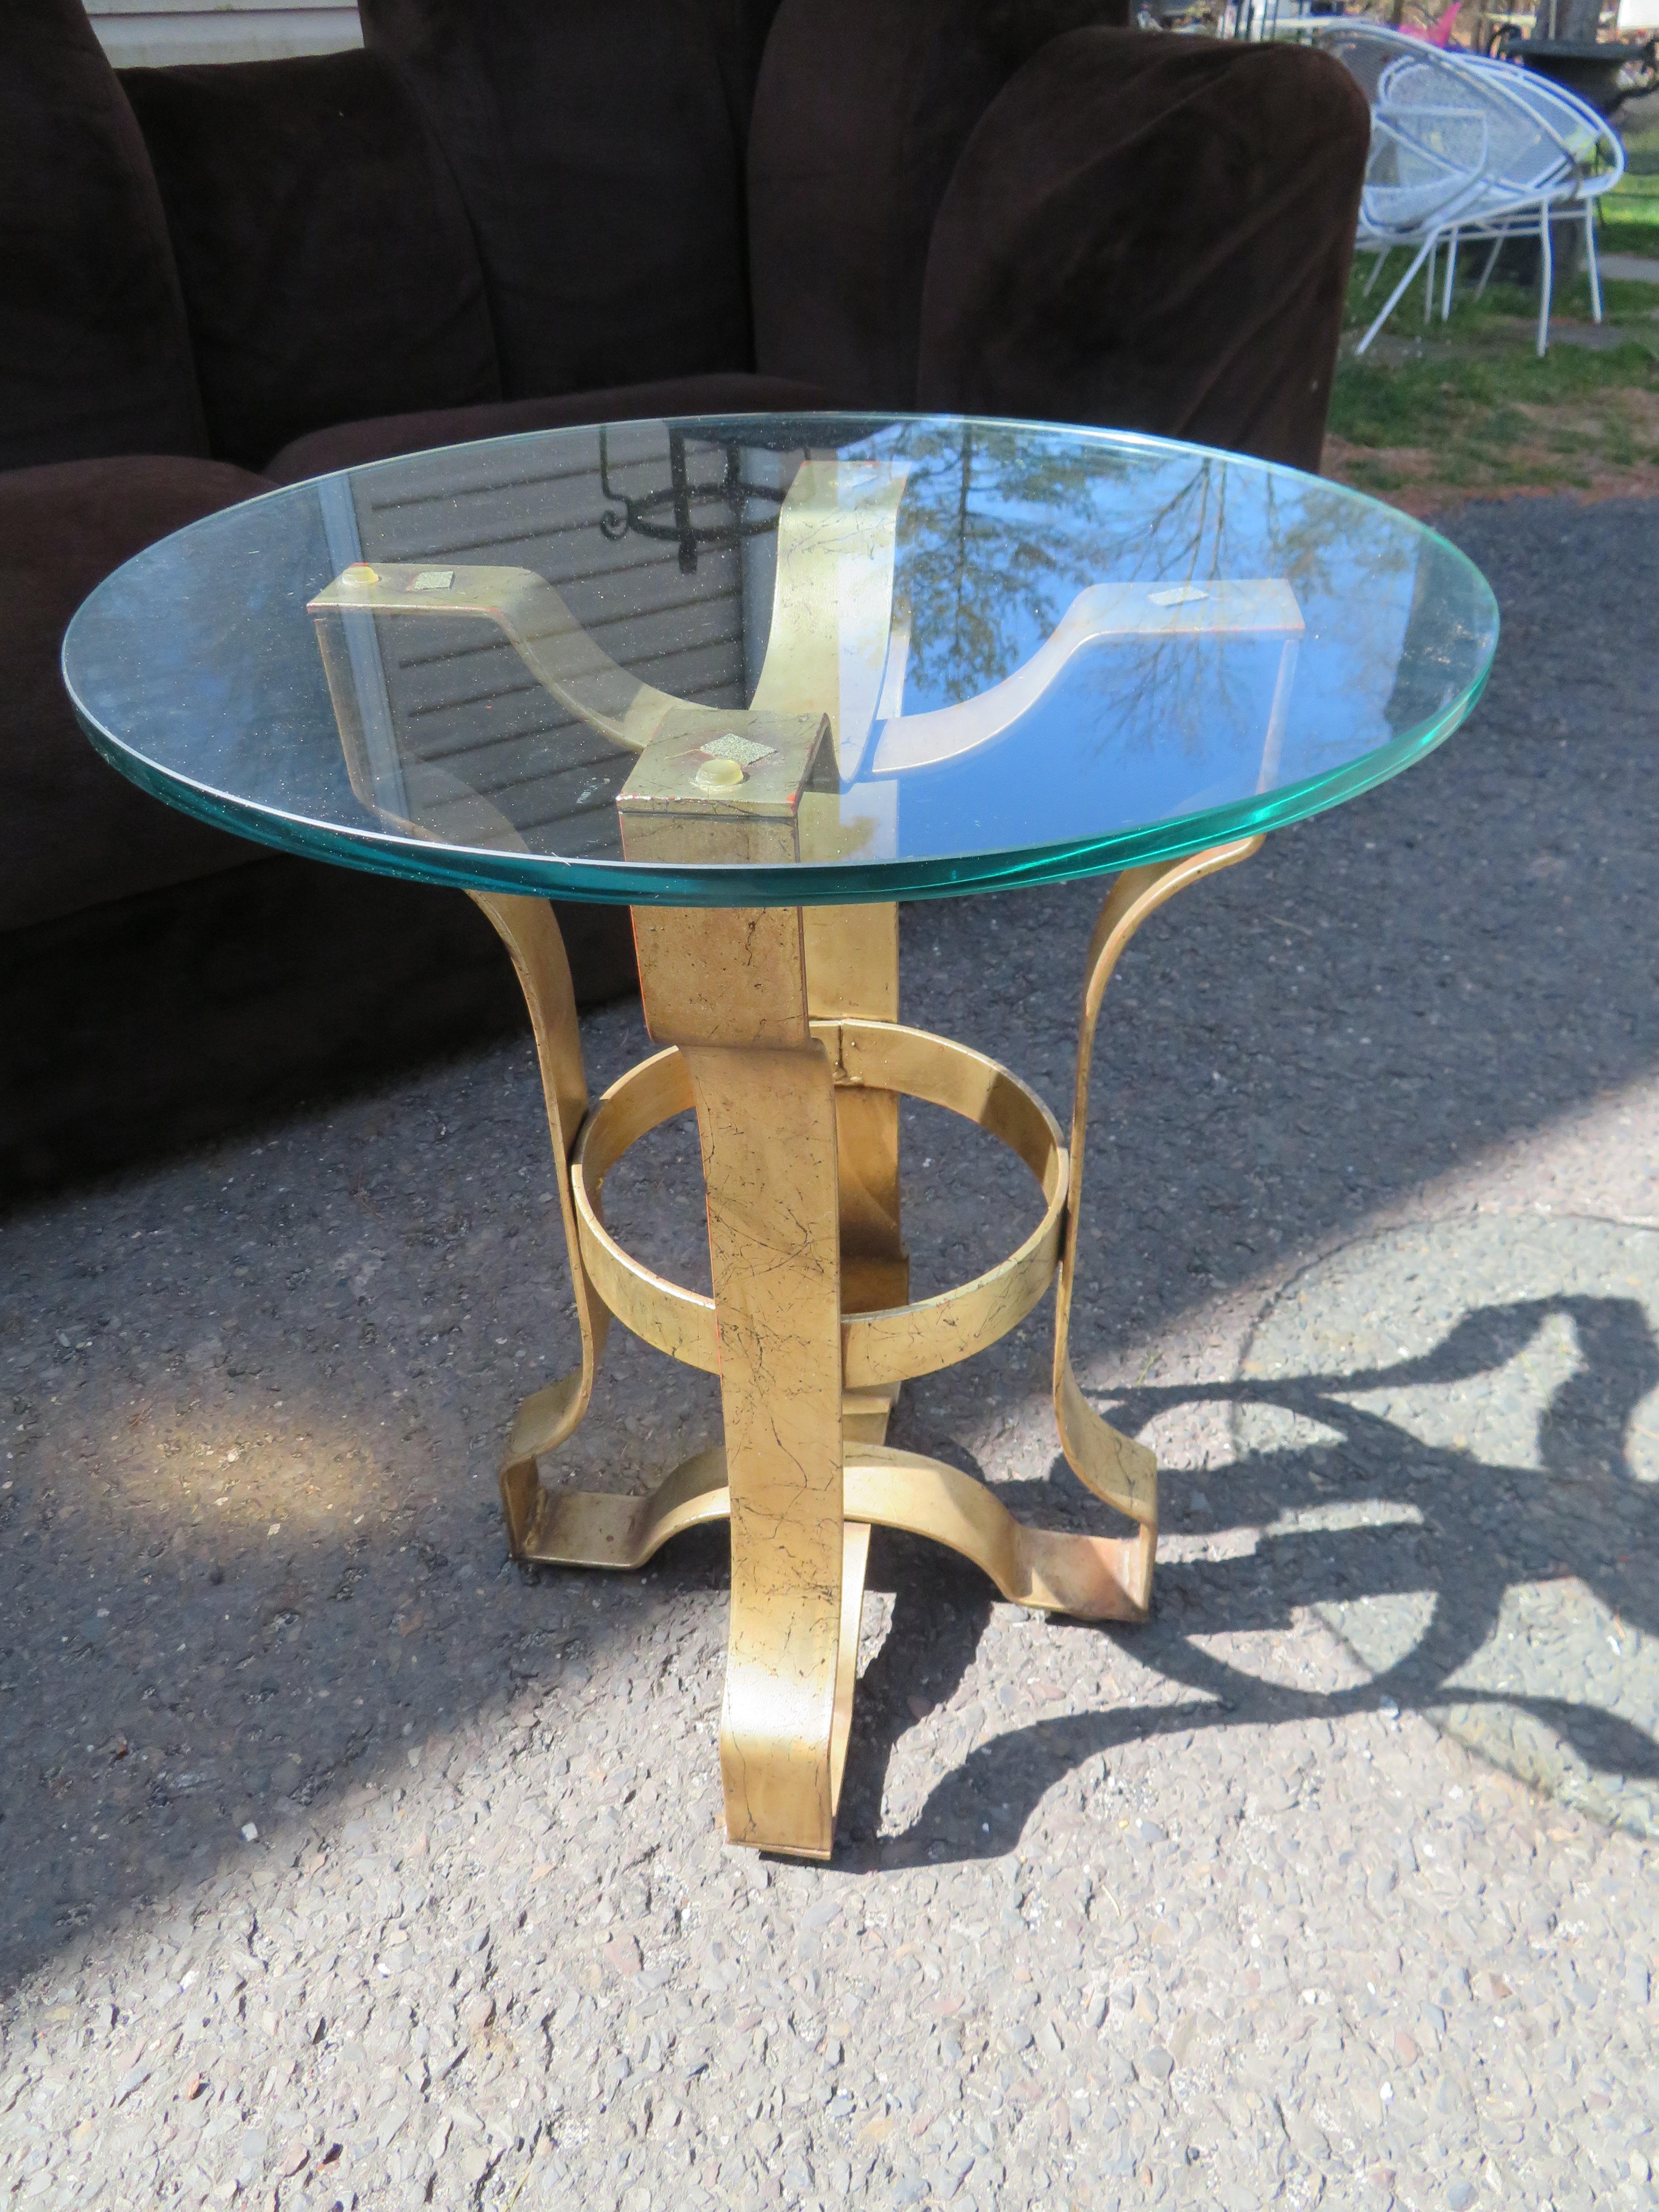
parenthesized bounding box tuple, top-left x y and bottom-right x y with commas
(471, 837, 1257, 1860)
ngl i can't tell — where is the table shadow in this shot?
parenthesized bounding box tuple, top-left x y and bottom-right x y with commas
(836, 1288, 1659, 1869)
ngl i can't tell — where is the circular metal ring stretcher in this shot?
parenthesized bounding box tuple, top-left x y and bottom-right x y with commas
(571, 1021, 1067, 1390)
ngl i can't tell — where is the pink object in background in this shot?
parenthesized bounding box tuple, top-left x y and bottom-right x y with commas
(1396, 3, 1465, 43)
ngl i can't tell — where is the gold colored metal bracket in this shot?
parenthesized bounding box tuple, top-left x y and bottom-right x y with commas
(310, 559, 687, 754)
(565, 1020, 1065, 1391)
(749, 458, 911, 780)
(870, 581, 1303, 774)
(306, 454, 916, 802)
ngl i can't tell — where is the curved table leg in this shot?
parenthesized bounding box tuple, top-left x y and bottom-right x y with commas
(466, 892, 610, 1551)
(1052, 838, 1263, 1612)
(681, 1034, 848, 1860)
(624, 899, 853, 1860)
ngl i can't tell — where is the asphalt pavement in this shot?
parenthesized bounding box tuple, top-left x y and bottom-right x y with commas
(2, 493, 1657, 2211)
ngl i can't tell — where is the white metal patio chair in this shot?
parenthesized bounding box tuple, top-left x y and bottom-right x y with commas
(1313, 21, 1626, 357)
(1436, 53, 1625, 337)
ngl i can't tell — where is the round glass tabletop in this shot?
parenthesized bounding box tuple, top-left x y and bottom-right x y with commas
(64, 413, 1499, 908)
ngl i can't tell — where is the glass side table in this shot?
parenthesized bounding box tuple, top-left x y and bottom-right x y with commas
(65, 413, 1499, 1860)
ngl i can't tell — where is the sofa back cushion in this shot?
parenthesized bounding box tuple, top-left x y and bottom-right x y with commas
(747, 0, 1130, 408)
(121, 49, 501, 471)
(0, 0, 206, 470)
(360, 0, 768, 400)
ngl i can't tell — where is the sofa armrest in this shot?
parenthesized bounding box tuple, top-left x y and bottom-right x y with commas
(915, 29, 1370, 471)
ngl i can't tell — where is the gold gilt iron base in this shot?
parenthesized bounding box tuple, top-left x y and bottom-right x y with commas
(469, 835, 1258, 1861)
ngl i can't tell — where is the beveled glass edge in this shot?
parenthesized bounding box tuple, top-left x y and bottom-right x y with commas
(63, 410, 1502, 909)
(70, 659, 1491, 908)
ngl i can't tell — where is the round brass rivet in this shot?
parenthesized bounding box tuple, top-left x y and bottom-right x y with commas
(696, 757, 746, 791)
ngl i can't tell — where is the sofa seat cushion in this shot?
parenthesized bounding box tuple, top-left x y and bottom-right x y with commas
(0, 0, 205, 469)
(121, 51, 501, 472)
(0, 454, 273, 934)
(359, 0, 764, 400)
(264, 371, 837, 483)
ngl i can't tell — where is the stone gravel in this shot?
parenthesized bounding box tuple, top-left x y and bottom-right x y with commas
(3, 495, 1659, 2210)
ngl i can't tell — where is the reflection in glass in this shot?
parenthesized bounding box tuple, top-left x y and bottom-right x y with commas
(62, 414, 1499, 904)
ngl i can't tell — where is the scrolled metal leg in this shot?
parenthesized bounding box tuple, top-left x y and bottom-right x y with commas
(626, 901, 852, 1861)
(1052, 838, 1263, 1613)
(683, 1035, 848, 1860)
(467, 892, 609, 1550)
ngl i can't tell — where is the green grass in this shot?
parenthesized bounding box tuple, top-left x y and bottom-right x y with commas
(1321, 102, 1659, 501)
(1600, 115, 1659, 247)
(1341, 250, 1659, 343)
(1600, 216, 1659, 253)
(1328, 252, 1659, 496)
(1332, 335, 1659, 428)
(1601, 178, 1659, 249)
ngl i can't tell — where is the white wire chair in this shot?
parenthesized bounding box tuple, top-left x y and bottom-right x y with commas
(1312, 21, 1626, 357)
(1438, 53, 1625, 338)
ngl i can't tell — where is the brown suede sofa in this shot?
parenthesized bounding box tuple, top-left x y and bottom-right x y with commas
(0, 0, 1368, 1193)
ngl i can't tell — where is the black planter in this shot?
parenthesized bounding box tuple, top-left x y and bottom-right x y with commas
(1490, 32, 1657, 116)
